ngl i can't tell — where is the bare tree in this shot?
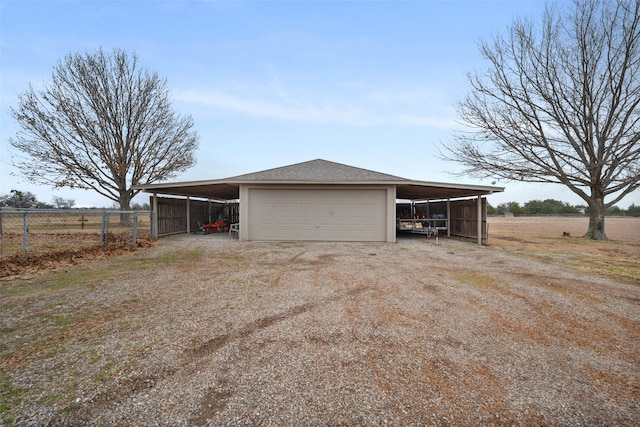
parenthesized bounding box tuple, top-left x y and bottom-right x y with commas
(443, 0, 640, 239)
(51, 196, 76, 209)
(9, 48, 199, 211)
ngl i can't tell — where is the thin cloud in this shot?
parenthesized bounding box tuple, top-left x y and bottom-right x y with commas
(175, 88, 456, 129)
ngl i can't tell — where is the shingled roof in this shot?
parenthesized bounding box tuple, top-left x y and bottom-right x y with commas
(134, 159, 504, 201)
(225, 159, 407, 183)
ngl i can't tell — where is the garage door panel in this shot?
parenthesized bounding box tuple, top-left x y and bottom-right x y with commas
(289, 203, 303, 218)
(248, 189, 386, 241)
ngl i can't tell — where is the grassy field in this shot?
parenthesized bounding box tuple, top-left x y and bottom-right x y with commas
(488, 216, 640, 286)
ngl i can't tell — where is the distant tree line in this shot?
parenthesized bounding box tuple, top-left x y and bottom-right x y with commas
(488, 199, 640, 217)
(0, 190, 149, 210)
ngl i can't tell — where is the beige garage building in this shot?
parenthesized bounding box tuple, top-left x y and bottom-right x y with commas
(136, 159, 504, 244)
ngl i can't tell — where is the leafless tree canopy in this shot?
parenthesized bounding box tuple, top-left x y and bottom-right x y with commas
(9, 48, 199, 209)
(443, 0, 640, 239)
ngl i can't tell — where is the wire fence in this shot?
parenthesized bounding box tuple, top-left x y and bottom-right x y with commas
(0, 208, 152, 259)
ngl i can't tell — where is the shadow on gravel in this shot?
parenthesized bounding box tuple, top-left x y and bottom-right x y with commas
(183, 286, 368, 360)
(187, 285, 369, 425)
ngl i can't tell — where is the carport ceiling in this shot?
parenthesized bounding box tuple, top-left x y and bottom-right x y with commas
(395, 183, 501, 200)
(137, 180, 502, 202)
(146, 181, 240, 201)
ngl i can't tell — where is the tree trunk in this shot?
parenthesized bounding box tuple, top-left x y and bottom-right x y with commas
(118, 194, 132, 226)
(585, 197, 608, 240)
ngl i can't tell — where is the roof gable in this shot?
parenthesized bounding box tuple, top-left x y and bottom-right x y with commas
(226, 159, 408, 183)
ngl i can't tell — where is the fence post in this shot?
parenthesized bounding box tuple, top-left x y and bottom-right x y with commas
(100, 211, 109, 245)
(100, 212, 105, 245)
(132, 212, 138, 246)
(23, 211, 28, 256)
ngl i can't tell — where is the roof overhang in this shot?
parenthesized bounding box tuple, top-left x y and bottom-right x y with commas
(136, 180, 240, 201)
(396, 180, 503, 200)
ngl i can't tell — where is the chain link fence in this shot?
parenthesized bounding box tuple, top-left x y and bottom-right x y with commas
(0, 208, 152, 259)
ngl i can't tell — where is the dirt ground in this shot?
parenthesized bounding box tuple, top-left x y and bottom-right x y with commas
(1, 217, 639, 426)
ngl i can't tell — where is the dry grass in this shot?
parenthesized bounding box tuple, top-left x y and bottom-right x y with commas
(488, 216, 640, 286)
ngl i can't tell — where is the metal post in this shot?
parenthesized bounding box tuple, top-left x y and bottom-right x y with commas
(23, 211, 28, 256)
(101, 211, 109, 245)
(132, 212, 138, 246)
(446, 199, 451, 237)
(477, 196, 483, 245)
(186, 196, 191, 234)
(152, 193, 158, 240)
(100, 212, 105, 245)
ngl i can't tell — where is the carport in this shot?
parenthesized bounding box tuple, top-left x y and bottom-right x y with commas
(135, 159, 504, 244)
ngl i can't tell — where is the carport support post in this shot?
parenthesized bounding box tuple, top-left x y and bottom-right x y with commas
(477, 196, 482, 245)
(186, 196, 191, 234)
(446, 199, 451, 237)
(151, 193, 158, 240)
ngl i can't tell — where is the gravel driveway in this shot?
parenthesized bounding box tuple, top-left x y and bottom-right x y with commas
(2, 234, 639, 426)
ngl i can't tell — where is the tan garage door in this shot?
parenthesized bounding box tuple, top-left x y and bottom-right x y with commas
(247, 188, 387, 241)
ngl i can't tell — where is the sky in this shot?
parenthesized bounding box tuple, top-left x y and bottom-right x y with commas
(1, 0, 638, 209)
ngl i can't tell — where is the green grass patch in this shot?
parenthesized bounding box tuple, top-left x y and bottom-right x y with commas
(452, 271, 514, 295)
(134, 249, 206, 275)
(568, 258, 640, 286)
(2, 249, 203, 298)
(137, 249, 203, 269)
(91, 362, 116, 383)
(1, 269, 108, 299)
(0, 370, 22, 424)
